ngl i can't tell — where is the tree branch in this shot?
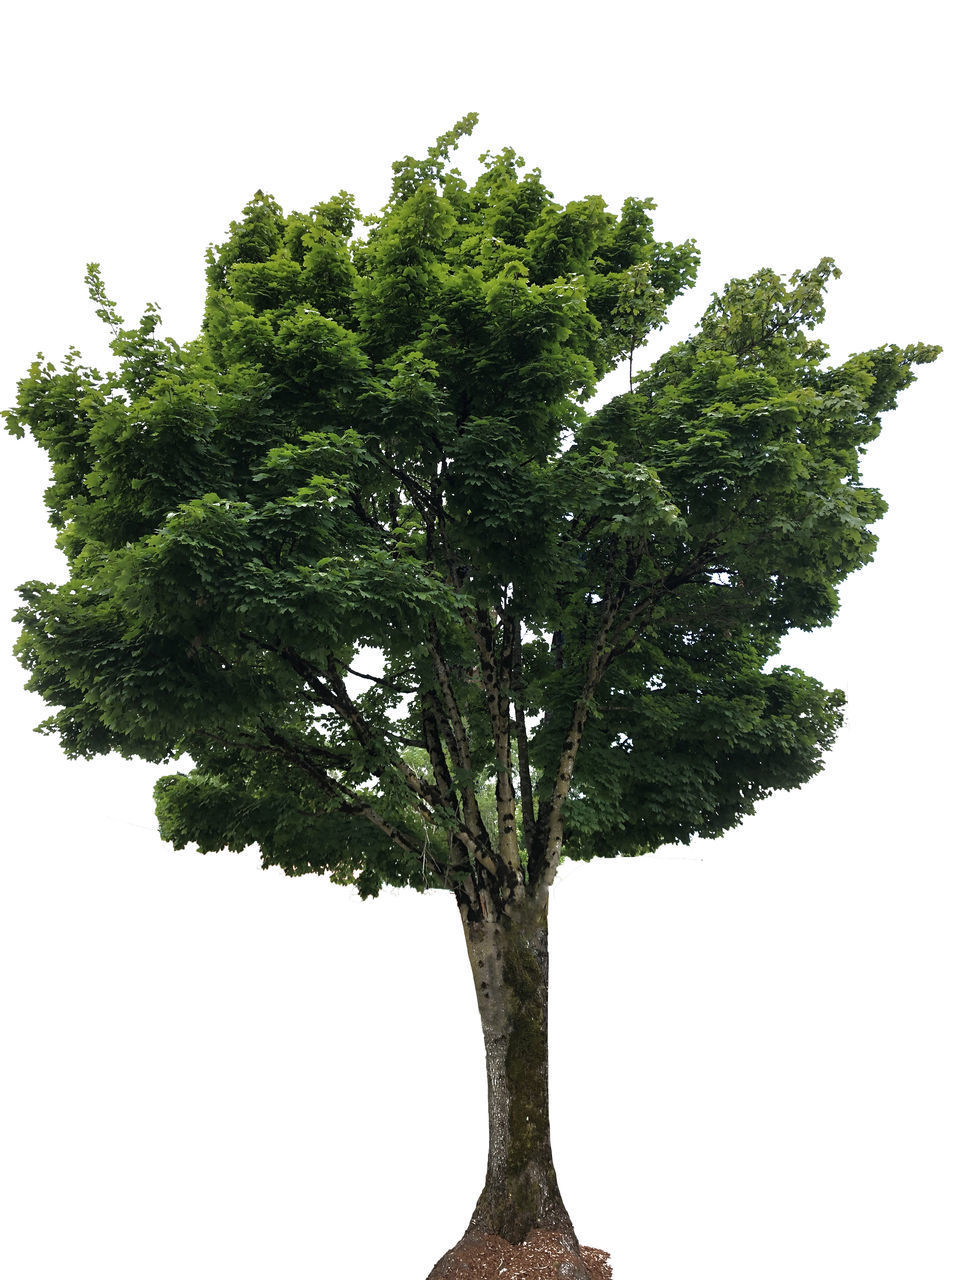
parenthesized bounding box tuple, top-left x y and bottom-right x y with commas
(513, 699, 536, 855)
(425, 622, 498, 881)
(278, 646, 449, 820)
(529, 539, 723, 901)
(473, 608, 523, 881)
(529, 596, 619, 900)
(427, 620, 474, 775)
(262, 724, 451, 887)
(333, 658, 417, 695)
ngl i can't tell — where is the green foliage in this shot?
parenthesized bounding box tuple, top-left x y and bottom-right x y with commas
(6, 119, 938, 908)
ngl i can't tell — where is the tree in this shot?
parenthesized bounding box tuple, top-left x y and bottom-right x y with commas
(5, 115, 938, 1276)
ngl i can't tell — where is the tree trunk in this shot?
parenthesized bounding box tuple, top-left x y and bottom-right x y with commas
(427, 894, 590, 1278)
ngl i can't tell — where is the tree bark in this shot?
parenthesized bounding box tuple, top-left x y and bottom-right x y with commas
(428, 895, 589, 1276)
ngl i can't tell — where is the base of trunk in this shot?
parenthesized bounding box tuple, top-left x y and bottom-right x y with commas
(427, 1229, 612, 1280)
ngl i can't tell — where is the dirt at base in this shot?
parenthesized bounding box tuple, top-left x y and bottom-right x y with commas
(428, 1229, 612, 1279)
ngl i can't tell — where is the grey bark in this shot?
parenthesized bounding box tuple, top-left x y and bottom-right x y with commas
(433, 897, 588, 1276)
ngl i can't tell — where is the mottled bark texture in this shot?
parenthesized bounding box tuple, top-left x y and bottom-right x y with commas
(429, 900, 590, 1279)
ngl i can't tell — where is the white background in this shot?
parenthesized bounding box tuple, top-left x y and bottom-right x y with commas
(1, 3, 956, 1277)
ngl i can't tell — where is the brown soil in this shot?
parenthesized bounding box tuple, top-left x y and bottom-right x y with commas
(427, 1230, 612, 1280)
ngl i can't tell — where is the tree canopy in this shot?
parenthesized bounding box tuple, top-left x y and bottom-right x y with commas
(6, 115, 938, 918)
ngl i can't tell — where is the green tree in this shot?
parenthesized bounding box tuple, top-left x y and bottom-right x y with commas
(5, 117, 938, 1276)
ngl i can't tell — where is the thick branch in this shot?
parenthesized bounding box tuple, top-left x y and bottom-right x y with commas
(508, 623, 536, 854)
(529, 541, 723, 900)
(421, 694, 466, 833)
(428, 620, 473, 774)
(473, 609, 523, 881)
(260, 729, 415, 852)
(513, 701, 536, 854)
(281, 647, 446, 816)
(351, 800, 449, 883)
(260, 724, 452, 887)
(426, 620, 499, 877)
(529, 599, 619, 900)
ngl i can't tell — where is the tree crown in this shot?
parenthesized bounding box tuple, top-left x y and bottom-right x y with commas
(6, 117, 938, 915)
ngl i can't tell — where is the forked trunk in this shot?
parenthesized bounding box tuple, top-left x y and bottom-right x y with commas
(429, 897, 591, 1278)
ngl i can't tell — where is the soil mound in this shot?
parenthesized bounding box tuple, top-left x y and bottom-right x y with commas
(428, 1229, 612, 1279)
